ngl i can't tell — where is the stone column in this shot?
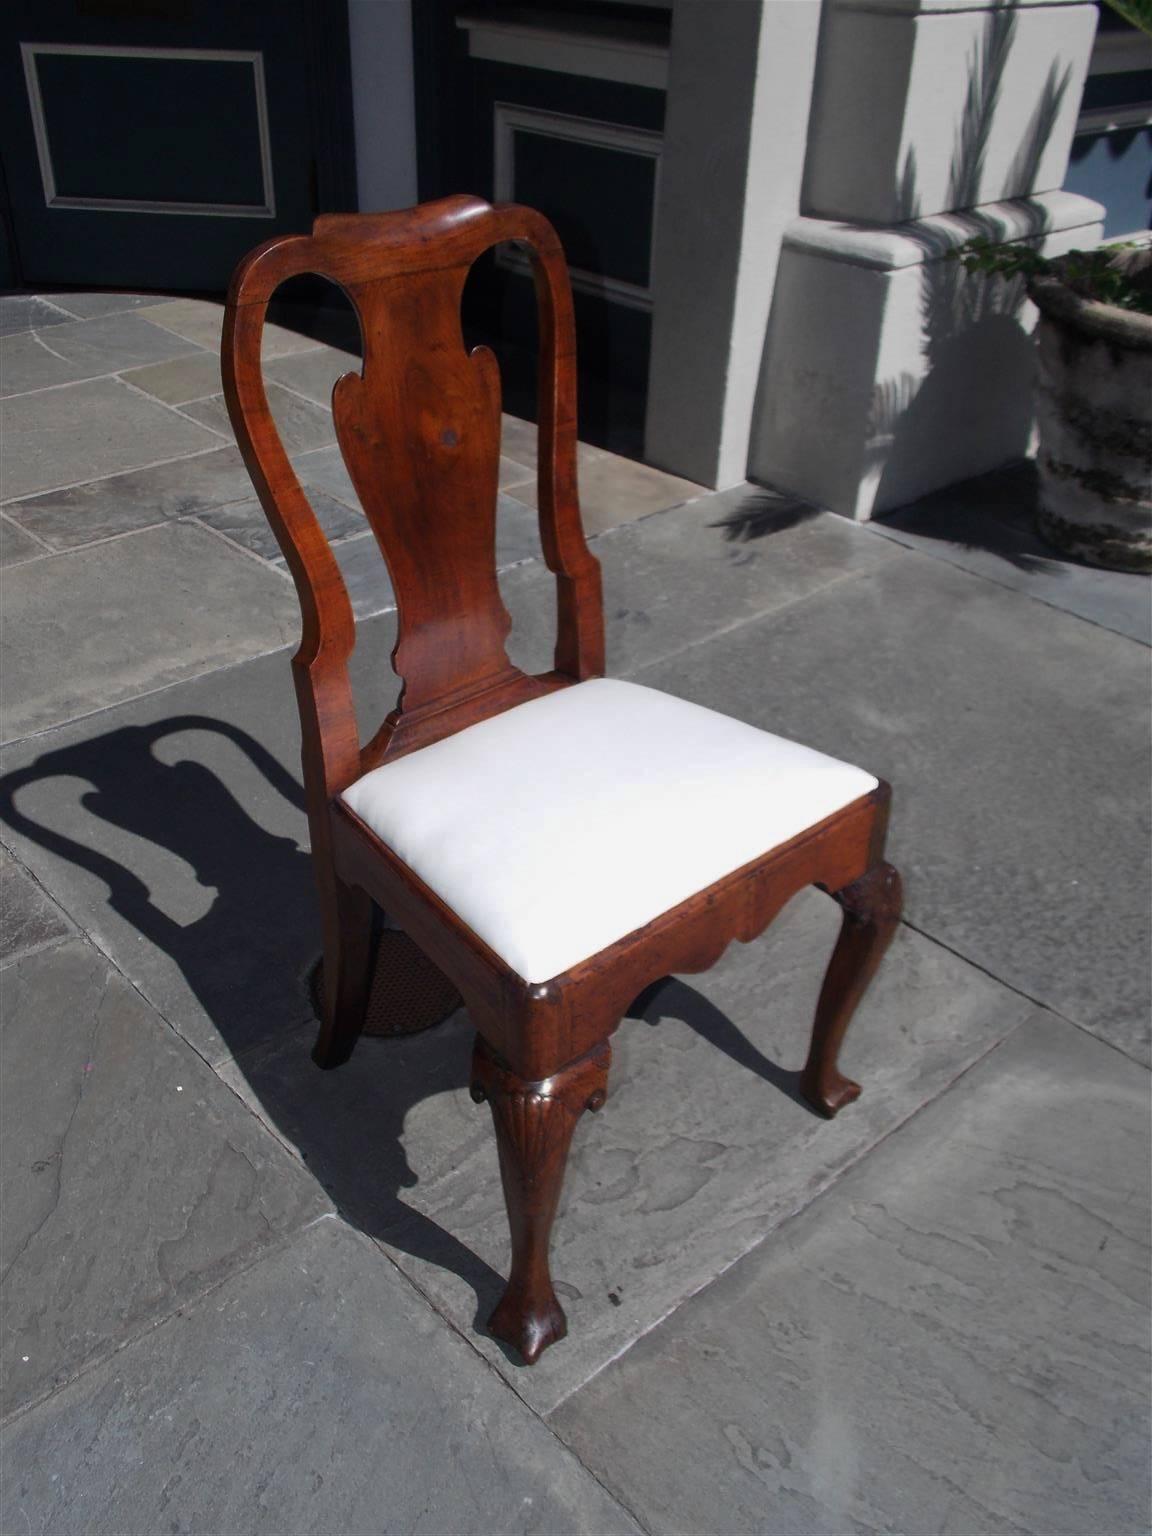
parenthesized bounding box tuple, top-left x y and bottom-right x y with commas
(347, 0, 418, 212)
(749, 0, 1104, 520)
(643, 0, 824, 490)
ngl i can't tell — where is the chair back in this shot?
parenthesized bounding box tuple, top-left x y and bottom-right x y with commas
(223, 196, 603, 796)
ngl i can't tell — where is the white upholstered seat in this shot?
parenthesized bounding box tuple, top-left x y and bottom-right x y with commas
(341, 679, 877, 984)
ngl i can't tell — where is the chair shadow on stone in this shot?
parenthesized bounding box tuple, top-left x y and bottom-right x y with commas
(0, 712, 830, 1356)
(625, 977, 814, 1110)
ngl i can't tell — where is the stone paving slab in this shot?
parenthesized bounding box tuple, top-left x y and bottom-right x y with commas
(1, 376, 221, 500)
(0, 516, 45, 567)
(0, 312, 202, 399)
(274, 527, 394, 618)
(46, 293, 163, 322)
(138, 296, 320, 357)
(0, 1218, 642, 1536)
(550, 1013, 1152, 1536)
(197, 487, 365, 563)
(871, 463, 1152, 646)
(0, 846, 71, 966)
(121, 348, 229, 405)
(1, 521, 299, 743)
(0, 937, 331, 1419)
(0, 296, 75, 336)
(636, 543, 1152, 1064)
(264, 342, 361, 406)
(221, 892, 1036, 1415)
(3, 442, 377, 554)
(500, 452, 536, 489)
(288, 442, 363, 510)
(496, 490, 547, 569)
(0, 331, 104, 396)
(185, 385, 337, 454)
(508, 447, 704, 535)
(3, 444, 254, 548)
(499, 412, 608, 471)
(19, 310, 203, 377)
(503, 491, 900, 680)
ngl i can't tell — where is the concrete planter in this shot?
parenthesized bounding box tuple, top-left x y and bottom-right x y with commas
(1030, 250, 1152, 572)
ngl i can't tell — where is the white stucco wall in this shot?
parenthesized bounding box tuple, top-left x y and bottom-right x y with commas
(347, 0, 419, 212)
(804, 0, 1097, 222)
(749, 193, 1104, 518)
(750, 0, 1105, 519)
(643, 0, 824, 490)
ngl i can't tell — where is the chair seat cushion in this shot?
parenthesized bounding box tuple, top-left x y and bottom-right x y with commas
(341, 679, 877, 984)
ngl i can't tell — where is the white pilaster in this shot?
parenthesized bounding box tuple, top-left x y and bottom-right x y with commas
(749, 193, 1104, 519)
(347, 0, 418, 213)
(750, 0, 1103, 519)
(643, 0, 823, 490)
(804, 0, 1097, 224)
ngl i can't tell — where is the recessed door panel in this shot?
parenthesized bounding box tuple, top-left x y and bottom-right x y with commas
(0, 2, 353, 291)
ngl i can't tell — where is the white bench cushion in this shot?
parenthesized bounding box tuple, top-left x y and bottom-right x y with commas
(341, 678, 877, 984)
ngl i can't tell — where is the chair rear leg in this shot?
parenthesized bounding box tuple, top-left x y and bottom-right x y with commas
(470, 1036, 610, 1364)
(312, 872, 375, 1070)
(802, 862, 903, 1117)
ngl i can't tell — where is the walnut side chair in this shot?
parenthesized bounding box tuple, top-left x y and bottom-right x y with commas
(222, 195, 903, 1365)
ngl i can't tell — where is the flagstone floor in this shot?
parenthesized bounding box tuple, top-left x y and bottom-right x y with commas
(1, 291, 1149, 1535)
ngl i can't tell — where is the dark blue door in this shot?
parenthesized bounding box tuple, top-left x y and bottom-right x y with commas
(0, 0, 354, 292)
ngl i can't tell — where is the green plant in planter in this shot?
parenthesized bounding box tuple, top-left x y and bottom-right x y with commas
(953, 240, 1152, 314)
(949, 238, 1152, 571)
(936, 0, 1152, 570)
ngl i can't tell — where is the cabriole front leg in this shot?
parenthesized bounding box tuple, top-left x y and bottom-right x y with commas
(802, 861, 903, 1118)
(470, 1037, 610, 1364)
